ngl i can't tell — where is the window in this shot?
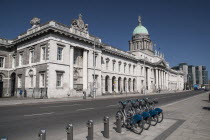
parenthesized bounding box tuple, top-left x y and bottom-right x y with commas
(18, 75, 22, 88)
(133, 65, 135, 74)
(106, 61, 109, 70)
(30, 75, 33, 88)
(19, 53, 23, 66)
(29, 50, 34, 64)
(57, 46, 63, 61)
(41, 45, 47, 61)
(0, 57, 4, 68)
(0, 75, 2, 81)
(118, 63, 121, 72)
(93, 55, 97, 67)
(40, 73, 45, 87)
(12, 56, 16, 68)
(113, 61, 115, 71)
(56, 72, 63, 87)
(124, 64, 126, 73)
(129, 65, 131, 73)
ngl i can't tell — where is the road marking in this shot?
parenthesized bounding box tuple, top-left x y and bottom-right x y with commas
(76, 108, 94, 111)
(106, 104, 118, 107)
(40, 104, 80, 108)
(24, 112, 55, 117)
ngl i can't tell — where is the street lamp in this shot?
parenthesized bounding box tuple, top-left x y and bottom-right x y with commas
(93, 38, 96, 99)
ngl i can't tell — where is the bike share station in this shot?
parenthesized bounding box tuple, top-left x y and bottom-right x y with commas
(1, 98, 179, 140)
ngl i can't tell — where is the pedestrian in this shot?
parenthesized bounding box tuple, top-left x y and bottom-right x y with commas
(24, 89, 27, 97)
(19, 89, 23, 97)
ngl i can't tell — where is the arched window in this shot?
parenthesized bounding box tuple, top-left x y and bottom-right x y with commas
(0, 75, 2, 81)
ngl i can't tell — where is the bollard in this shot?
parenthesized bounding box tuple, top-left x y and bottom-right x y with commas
(116, 113, 122, 133)
(103, 116, 109, 138)
(38, 129, 46, 140)
(86, 120, 94, 140)
(1, 137, 7, 140)
(208, 93, 210, 102)
(66, 124, 73, 140)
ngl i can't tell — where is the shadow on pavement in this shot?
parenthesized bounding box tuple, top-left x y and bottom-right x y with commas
(202, 106, 210, 111)
(202, 100, 210, 103)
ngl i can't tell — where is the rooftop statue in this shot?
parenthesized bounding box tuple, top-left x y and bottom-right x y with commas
(30, 17, 40, 28)
(71, 14, 88, 33)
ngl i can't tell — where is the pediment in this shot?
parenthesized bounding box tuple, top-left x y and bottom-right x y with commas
(156, 60, 167, 68)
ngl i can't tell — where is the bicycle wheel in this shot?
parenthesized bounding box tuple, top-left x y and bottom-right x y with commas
(143, 117, 151, 130)
(157, 112, 164, 123)
(150, 115, 158, 126)
(132, 121, 144, 134)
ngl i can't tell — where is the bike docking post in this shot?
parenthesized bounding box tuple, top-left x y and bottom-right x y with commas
(66, 124, 73, 140)
(116, 113, 122, 133)
(86, 120, 94, 140)
(103, 116, 109, 138)
(38, 129, 46, 140)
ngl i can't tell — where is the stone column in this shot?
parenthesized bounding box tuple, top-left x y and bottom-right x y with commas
(115, 79, 118, 93)
(69, 46, 74, 90)
(83, 50, 88, 90)
(163, 71, 165, 89)
(147, 68, 151, 90)
(158, 69, 161, 89)
(102, 77, 105, 93)
(160, 70, 162, 89)
(109, 79, 112, 93)
(155, 69, 159, 89)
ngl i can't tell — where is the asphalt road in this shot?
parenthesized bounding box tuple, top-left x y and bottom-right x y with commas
(0, 90, 205, 140)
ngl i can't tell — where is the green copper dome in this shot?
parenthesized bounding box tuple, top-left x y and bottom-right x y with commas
(133, 16, 149, 35)
(133, 25, 149, 35)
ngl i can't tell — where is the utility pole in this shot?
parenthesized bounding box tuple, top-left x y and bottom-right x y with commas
(93, 39, 96, 99)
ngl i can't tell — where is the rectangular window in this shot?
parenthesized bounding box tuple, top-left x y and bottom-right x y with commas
(18, 75, 22, 88)
(129, 65, 131, 73)
(56, 72, 63, 87)
(118, 63, 121, 72)
(19, 53, 23, 66)
(93, 55, 97, 67)
(41, 45, 47, 61)
(133, 65, 135, 74)
(57, 46, 63, 61)
(40, 73, 45, 87)
(113, 62, 115, 71)
(29, 50, 34, 64)
(12, 56, 16, 68)
(30, 75, 33, 88)
(106, 61, 108, 70)
(124, 65, 126, 73)
(0, 57, 4, 68)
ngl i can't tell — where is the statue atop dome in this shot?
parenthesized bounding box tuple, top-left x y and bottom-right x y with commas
(138, 16, 142, 26)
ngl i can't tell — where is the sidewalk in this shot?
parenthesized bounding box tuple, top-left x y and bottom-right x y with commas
(0, 90, 181, 107)
(69, 91, 210, 140)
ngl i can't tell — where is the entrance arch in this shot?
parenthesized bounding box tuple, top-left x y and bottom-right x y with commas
(133, 78, 136, 92)
(112, 76, 116, 92)
(10, 73, 16, 97)
(105, 75, 109, 92)
(123, 77, 127, 92)
(128, 78, 131, 92)
(118, 77, 122, 92)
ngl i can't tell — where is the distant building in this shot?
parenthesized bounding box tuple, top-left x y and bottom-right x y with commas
(172, 63, 209, 89)
(0, 15, 184, 98)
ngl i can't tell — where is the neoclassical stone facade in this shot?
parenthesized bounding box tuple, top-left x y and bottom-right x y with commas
(0, 15, 184, 98)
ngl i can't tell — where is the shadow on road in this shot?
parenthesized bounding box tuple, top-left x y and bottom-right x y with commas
(202, 106, 210, 111)
(202, 100, 210, 103)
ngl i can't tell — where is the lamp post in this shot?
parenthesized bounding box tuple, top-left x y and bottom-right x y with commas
(93, 39, 96, 99)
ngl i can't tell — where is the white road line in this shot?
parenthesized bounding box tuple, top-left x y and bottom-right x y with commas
(24, 112, 55, 117)
(40, 104, 80, 109)
(76, 108, 94, 111)
(106, 104, 118, 107)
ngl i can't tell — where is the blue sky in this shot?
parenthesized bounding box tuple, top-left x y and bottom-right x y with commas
(0, 0, 210, 79)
